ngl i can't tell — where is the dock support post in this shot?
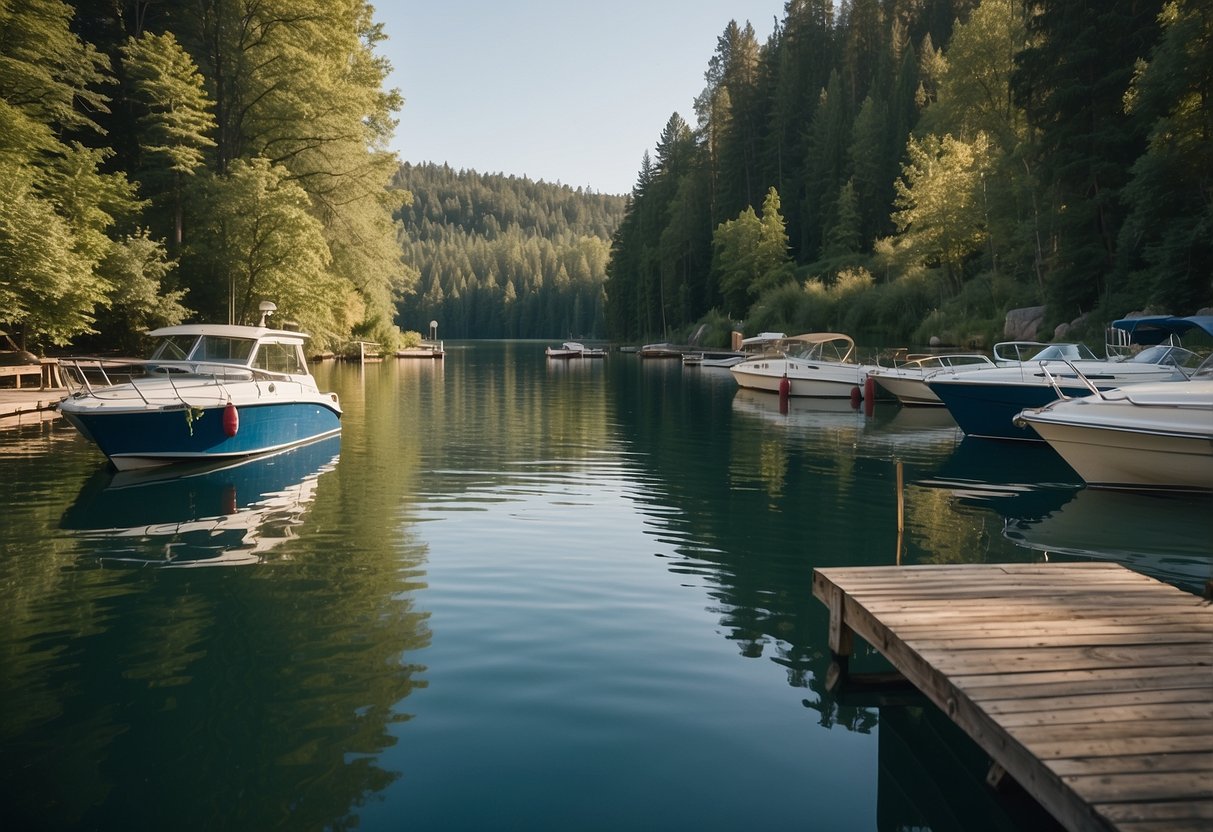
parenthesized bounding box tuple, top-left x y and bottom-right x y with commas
(826, 584, 853, 658)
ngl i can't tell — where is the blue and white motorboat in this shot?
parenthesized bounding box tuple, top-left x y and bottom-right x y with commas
(59, 316, 341, 470)
(924, 316, 1213, 440)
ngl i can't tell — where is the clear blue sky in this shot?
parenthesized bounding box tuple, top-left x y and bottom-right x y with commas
(375, 1, 787, 195)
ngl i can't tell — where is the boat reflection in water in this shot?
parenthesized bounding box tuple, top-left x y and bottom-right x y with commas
(732, 387, 864, 428)
(917, 437, 1210, 593)
(1002, 489, 1212, 595)
(60, 434, 340, 567)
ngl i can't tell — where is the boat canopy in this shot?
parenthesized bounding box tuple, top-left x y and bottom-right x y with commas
(783, 332, 856, 362)
(1109, 315, 1213, 346)
(147, 324, 309, 343)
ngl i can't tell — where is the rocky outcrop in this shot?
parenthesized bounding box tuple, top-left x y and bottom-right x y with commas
(1053, 313, 1088, 342)
(1003, 306, 1045, 340)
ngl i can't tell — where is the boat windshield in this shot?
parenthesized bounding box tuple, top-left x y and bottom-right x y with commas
(1029, 343, 1098, 361)
(1190, 353, 1213, 379)
(785, 338, 853, 363)
(251, 341, 306, 374)
(149, 334, 198, 361)
(1126, 344, 1200, 368)
(150, 334, 256, 365)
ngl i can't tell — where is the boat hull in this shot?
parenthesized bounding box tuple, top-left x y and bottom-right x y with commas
(927, 360, 1183, 441)
(870, 373, 940, 406)
(61, 400, 341, 470)
(926, 379, 1088, 440)
(1017, 384, 1213, 491)
(730, 357, 866, 398)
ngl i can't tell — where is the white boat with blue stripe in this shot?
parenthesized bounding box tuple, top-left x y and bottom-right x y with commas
(59, 314, 341, 471)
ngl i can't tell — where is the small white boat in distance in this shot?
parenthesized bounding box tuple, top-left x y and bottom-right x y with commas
(730, 332, 872, 398)
(868, 352, 996, 406)
(545, 342, 605, 359)
(1015, 355, 1213, 491)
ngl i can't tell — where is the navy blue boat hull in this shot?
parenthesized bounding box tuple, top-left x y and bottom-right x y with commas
(62, 400, 341, 469)
(926, 381, 1093, 441)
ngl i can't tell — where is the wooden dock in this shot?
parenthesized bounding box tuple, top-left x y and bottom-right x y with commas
(813, 563, 1213, 832)
(0, 388, 65, 426)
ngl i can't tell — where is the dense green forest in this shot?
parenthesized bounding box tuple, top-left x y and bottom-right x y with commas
(1, 0, 407, 353)
(5, 0, 1208, 354)
(605, 0, 1212, 347)
(392, 163, 626, 340)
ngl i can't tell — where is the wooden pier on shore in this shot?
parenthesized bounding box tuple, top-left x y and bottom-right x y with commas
(0, 388, 65, 426)
(813, 563, 1213, 832)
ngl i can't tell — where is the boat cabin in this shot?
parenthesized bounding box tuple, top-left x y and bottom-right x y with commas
(147, 325, 311, 376)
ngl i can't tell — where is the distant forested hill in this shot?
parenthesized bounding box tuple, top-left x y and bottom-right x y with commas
(393, 163, 627, 339)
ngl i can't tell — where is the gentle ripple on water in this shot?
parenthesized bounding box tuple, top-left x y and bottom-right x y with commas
(1, 343, 1207, 830)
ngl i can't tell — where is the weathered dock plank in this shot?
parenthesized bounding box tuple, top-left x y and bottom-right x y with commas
(813, 563, 1213, 832)
(0, 388, 65, 426)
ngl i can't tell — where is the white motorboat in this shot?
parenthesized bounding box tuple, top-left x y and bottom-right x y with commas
(545, 341, 605, 359)
(729, 332, 873, 398)
(926, 342, 1197, 440)
(1015, 355, 1213, 491)
(868, 352, 996, 406)
(59, 310, 341, 471)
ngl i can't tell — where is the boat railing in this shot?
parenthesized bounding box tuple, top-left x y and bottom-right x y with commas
(1038, 360, 1105, 400)
(62, 356, 298, 401)
(992, 340, 1051, 364)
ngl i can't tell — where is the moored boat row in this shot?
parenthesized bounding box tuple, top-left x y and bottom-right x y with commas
(714, 315, 1213, 493)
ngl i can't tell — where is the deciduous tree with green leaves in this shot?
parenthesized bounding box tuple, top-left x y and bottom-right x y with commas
(892, 132, 993, 292)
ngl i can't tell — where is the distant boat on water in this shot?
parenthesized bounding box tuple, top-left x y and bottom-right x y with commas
(637, 343, 683, 359)
(545, 341, 606, 359)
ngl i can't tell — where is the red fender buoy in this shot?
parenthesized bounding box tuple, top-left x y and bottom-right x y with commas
(223, 401, 239, 437)
(863, 375, 876, 416)
(778, 374, 790, 414)
(849, 385, 862, 410)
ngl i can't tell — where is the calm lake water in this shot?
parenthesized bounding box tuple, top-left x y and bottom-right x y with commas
(2, 341, 1209, 831)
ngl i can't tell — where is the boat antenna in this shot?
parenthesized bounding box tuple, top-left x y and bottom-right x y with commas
(258, 300, 277, 327)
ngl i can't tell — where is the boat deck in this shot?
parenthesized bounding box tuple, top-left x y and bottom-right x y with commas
(812, 563, 1213, 832)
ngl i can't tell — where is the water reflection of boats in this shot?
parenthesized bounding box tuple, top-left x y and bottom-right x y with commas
(1002, 489, 1212, 594)
(917, 439, 1210, 593)
(915, 436, 1082, 519)
(860, 405, 961, 462)
(60, 434, 340, 567)
(731, 387, 864, 429)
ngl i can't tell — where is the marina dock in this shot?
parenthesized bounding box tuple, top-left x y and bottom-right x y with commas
(813, 563, 1213, 832)
(0, 388, 65, 426)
